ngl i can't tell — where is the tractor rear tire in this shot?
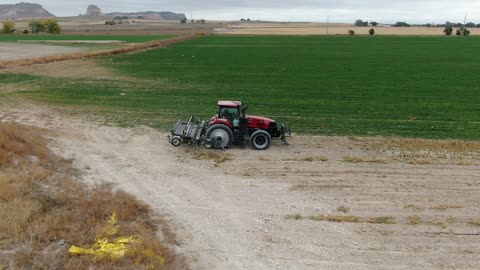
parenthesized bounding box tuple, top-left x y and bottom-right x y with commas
(250, 130, 272, 150)
(206, 124, 234, 149)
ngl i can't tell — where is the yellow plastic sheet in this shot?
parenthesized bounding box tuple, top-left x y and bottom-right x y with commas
(68, 212, 136, 260)
(69, 212, 165, 265)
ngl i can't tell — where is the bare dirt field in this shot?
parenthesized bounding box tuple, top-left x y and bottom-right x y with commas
(222, 22, 480, 36)
(1, 91, 479, 269)
(0, 42, 85, 61)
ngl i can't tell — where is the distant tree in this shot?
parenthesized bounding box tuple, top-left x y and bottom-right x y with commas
(247, 18, 251, 22)
(200, 19, 206, 24)
(44, 19, 61, 34)
(465, 22, 475, 28)
(456, 27, 470, 36)
(369, 28, 375, 35)
(476, 24, 480, 28)
(443, 26, 453, 35)
(348, 30, 355, 36)
(28, 20, 45, 34)
(370, 21, 378, 27)
(23, 29, 29, 34)
(1, 21, 16, 34)
(354, 19, 368, 26)
(180, 18, 187, 24)
(393, 22, 411, 27)
(241, 18, 246, 21)
(105, 20, 116, 25)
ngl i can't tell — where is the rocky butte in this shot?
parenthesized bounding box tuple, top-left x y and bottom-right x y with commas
(0, 2, 55, 20)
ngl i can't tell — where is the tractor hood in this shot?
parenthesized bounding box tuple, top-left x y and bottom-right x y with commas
(246, 115, 276, 129)
(246, 115, 276, 123)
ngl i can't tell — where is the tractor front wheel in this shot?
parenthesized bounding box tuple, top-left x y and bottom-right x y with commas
(206, 124, 234, 149)
(250, 130, 272, 150)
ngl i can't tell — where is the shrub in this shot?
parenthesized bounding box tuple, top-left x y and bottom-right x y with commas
(28, 20, 45, 34)
(105, 20, 117, 25)
(369, 28, 375, 35)
(1, 21, 15, 34)
(354, 19, 368, 26)
(443, 26, 453, 35)
(348, 30, 355, 36)
(44, 18, 61, 34)
(456, 27, 470, 36)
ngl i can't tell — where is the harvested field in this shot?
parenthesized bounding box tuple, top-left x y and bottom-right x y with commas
(224, 22, 480, 35)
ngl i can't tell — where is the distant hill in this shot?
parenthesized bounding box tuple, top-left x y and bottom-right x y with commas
(105, 11, 187, 21)
(0, 2, 54, 20)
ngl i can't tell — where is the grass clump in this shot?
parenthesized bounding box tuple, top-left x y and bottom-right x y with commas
(285, 214, 304, 220)
(308, 214, 361, 223)
(406, 216, 422, 225)
(337, 206, 350, 213)
(368, 216, 397, 224)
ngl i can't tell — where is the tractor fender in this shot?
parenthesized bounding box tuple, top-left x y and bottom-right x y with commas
(210, 118, 234, 129)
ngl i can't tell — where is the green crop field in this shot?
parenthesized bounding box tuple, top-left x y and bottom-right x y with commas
(6, 35, 480, 139)
(0, 35, 173, 43)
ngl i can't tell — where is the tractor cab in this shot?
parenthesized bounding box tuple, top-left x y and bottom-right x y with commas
(216, 101, 247, 128)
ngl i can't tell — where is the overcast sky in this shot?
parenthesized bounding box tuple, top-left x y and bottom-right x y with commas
(3, 0, 480, 23)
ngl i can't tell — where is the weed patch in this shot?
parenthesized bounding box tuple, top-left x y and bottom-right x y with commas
(0, 123, 181, 269)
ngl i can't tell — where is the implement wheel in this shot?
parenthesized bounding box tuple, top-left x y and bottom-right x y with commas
(250, 130, 271, 150)
(206, 124, 233, 149)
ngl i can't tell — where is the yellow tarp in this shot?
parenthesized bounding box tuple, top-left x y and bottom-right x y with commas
(68, 212, 165, 265)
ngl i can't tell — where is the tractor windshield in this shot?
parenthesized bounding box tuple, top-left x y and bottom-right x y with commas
(219, 107, 240, 122)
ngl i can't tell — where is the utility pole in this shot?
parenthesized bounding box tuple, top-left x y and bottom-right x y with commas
(326, 15, 330, 35)
(191, 12, 193, 36)
(463, 12, 467, 36)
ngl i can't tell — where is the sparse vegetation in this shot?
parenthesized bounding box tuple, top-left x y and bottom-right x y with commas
(193, 151, 233, 164)
(407, 215, 422, 225)
(343, 156, 387, 164)
(337, 206, 350, 213)
(286, 214, 304, 220)
(430, 205, 463, 211)
(468, 220, 480, 226)
(0, 123, 179, 268)
(368, 216, 396, 224)
(308, 215, 361, 223)
(456, 27, 470, 36)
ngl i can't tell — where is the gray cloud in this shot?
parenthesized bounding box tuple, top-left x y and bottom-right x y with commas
(2, 0, 479, 23)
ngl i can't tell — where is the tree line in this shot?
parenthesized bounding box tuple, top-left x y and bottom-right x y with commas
(1, 19, 62, 35)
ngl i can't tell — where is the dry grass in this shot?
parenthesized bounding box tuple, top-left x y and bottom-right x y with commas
(308, 214, 361, 223)
(406, 216, 422, 225)
(468, 220, 480, 226)
(284, 156, 329, 162)
(193, 151, 233, 164)
(367, 216, 397, 224)
(285, 214, 304, 220)
(342, 155, 388, 164)
(0, 36, 196, 70)
(430, 205, 464, 211)
(376, 138, 480, 153)
(337, 206, 350, 213)
(0, 122, 181, 269)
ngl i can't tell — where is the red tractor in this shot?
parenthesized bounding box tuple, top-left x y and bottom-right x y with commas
(169, 101, 291, 150)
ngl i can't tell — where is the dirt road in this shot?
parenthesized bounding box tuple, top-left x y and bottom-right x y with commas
(0, 43, 85, 61)
(1, 101, 479, 269)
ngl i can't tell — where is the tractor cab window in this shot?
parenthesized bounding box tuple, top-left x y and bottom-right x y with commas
(219, 107, 240, 122)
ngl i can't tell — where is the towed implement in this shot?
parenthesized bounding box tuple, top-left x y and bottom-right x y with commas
(169, 101, 291, 150)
